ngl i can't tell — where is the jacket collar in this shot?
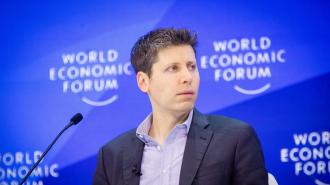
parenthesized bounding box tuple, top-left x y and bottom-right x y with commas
(122, 134, 144, 185)
(179, 109, 213, 185)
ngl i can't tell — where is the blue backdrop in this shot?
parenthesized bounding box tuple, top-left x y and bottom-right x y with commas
(1, 0, 330, 185)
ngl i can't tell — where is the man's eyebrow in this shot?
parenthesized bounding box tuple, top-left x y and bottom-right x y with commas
(163, 62, 180, 67)
(163, 61, 196, 67)
(187, 60, 197, 64)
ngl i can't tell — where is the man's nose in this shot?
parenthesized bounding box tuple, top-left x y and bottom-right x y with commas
(180, 67, 193, 84)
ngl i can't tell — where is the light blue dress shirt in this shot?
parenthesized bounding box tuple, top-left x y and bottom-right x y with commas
(136, 110, 193, 185)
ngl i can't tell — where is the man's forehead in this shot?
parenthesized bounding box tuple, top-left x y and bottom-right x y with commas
(155, 45, 196, 64)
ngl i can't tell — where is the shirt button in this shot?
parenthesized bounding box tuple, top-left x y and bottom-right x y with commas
(162, 169, 166, 173)
(157, 146, 161, 151)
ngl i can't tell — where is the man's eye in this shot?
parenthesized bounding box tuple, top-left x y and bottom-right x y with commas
(188, 64, 196, 70)
(167, 66, 177, 72)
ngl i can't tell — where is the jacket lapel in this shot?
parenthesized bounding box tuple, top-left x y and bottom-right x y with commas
(123, 134, 145, 185)
(179, 109, 213, 185)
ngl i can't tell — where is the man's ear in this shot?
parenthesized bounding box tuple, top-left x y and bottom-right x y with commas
(136, 71, 150, 93)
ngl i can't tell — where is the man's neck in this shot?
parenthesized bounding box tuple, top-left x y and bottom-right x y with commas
(149, 109, 191, 145)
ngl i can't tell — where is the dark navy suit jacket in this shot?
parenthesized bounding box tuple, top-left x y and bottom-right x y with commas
(93, 109, 268, 185)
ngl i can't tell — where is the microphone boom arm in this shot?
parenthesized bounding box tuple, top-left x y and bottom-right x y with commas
(19, 113, 83, 185)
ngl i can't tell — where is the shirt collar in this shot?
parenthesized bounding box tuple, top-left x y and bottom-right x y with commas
(136, 109, 194, 143)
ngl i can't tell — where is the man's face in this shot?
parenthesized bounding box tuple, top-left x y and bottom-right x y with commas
(137, 44, 200, 114)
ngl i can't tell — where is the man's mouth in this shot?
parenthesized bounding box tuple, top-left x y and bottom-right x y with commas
(177, 90, 195, 96)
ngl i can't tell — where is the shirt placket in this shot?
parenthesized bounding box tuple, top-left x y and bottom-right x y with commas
(157, 144, 167, 185)
(165, 127, 180, 185)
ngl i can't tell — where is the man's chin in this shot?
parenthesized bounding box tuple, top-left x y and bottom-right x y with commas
(174, 102, 195, 113)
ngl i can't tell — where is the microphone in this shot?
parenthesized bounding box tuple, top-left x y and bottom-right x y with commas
(132, 164, 142, 176)
(70, 113, 83, 125)
(19, 113, 83, 185)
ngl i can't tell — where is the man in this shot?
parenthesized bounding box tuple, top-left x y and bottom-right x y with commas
(93, 28, 268, 185)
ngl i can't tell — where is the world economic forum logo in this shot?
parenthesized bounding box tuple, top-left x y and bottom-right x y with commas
(49, 49, 133, 106)
(0, 151, 59, 185)
(200, 36, 286, 95)
(280, 131, 330, 185)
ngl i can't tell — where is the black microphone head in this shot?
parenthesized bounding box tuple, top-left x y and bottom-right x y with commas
(70, 113, 83, 125)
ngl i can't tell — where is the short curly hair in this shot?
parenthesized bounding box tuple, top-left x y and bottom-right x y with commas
(130, 28, 197, 76)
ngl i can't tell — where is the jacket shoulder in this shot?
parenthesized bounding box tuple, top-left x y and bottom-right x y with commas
(102, 128, 137, 152)
(204, 114, 255, 134)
